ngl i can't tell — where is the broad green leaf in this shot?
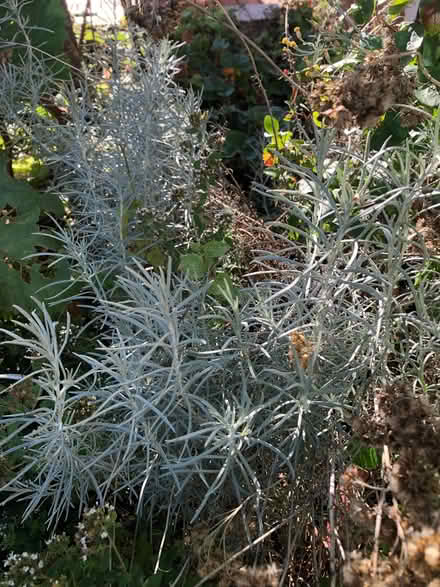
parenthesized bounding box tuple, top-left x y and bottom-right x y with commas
(145, 246, 167, 268)
(264, 115, 280, 136)
(0, 152, 63, 216)
(389, 0, 412, 18)
(352, 0, 376, 24)
(359, 34, 382, 50)
(0, 216, 41, 258)
(220, 51, 251, 70)
(0, 259, 73, 317)
(370, 111, 410, 149)
(179, 253, 208, 279)
(201, 240, 230, 259)
(0, 152, 67, 316)
(208, 272, 238, 301)
(421, 35, 440, 82)
(312, 111, 324, 128)
(83, 29, 106, 44)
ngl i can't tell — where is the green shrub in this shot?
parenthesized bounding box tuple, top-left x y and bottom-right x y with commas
(1, 2, 440, 584)
(0, 503, 198, 586)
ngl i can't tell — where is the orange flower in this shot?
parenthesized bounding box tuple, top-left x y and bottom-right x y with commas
(263, 151, 275, 166)
(222, 67, 236, 81)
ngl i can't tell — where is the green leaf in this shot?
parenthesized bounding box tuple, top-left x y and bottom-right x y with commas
(389, 0, 411, 18)
(201, 240, 230, 259)
(370, 110, 410, 150)
(0, 152, 63, 216)
(350, 439, 380, 469)
(220, 52, 251, 70)
(0, 152, 68, 316)
(359, 34, 382, 51)
(0, 218, 41, 259)
(351, 0, 376, 24)
(421, 35, 440, 82)
(312, 111, 323, 128)
(189, 73, 204, 89)
(179, 253, 208, 279)
(0, 260, 73, 317)
(264, 115, 280, 136)
(208, 272, 238, 301)
(83, 29, 106, 44)
(145, 246, 167, 268)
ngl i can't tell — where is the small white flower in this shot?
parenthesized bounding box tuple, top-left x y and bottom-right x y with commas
(81, 554, 87, 562)
(100, 531, 108, 539)
(22, 566, 29, 573)
(38, 561, 44, 569)
(29, 568, 35, 576)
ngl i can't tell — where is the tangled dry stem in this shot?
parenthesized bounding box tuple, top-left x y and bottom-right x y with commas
(344, 383, 440, 586)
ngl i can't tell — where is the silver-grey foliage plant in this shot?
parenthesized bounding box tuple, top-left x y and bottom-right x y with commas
(1, 1, 440, 554)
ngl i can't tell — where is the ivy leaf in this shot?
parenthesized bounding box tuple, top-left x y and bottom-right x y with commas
(0, 154, 63, 259)
(0, 152, 67, 316)
(0, 217, 41, 259)
(0, 260, 73, 317)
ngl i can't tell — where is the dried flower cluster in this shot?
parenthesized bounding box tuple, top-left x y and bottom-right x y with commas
(288, 330, 313, 369)
(309, 31, 415, 129)
(344, 526, 440, 587)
